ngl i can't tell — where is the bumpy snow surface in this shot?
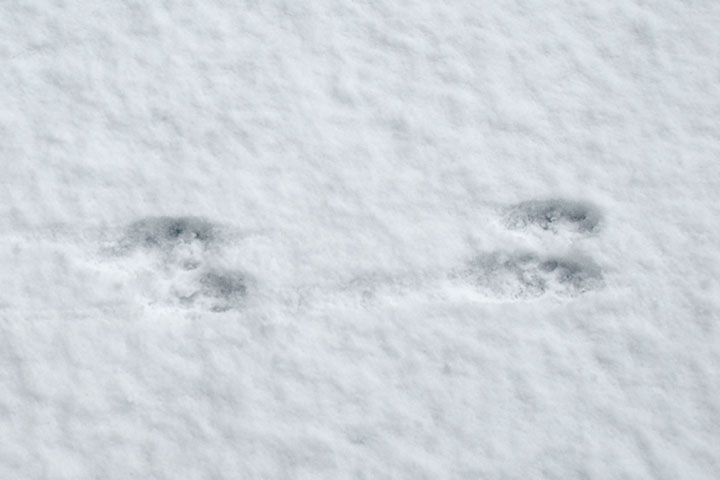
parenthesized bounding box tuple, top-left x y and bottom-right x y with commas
(2, 1, 719, 478)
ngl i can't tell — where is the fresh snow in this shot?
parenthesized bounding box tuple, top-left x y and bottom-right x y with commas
(1, 1, 719, 478)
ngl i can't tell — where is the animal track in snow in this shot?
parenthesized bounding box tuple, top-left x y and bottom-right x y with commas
(119, 216, 217, 252)
(197, 270, 248, 311)
(463, 251, 603, 300)
(460, 198, 606, 300)
(504, 199, 601, 234)
(113, 216, 247, 312)
(172, 269, 249, 312)
(106, 204, 606, 309)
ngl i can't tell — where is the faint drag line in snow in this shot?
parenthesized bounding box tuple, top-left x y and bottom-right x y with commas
(7, 37, 88, 61)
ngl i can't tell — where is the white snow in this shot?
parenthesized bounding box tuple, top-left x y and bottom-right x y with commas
(1, 1, 719, 478)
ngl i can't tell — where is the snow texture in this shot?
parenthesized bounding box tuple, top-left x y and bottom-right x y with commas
(1, 1, 719, 479)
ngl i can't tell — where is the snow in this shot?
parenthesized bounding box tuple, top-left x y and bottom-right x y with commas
(1, 0, 719, 478)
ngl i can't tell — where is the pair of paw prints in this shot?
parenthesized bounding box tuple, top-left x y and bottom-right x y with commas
(111, 201, 602, 311)
(462, 199, 603, 300)
(114, 216, 248, 312)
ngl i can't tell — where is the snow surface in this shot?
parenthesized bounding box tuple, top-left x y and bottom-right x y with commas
(1, 1, 719, 478)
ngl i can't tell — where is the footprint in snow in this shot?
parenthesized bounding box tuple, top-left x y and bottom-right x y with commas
(504, 199, 601, 234)
(113, 216, 248, 312)
(463, 251, 603, 300)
